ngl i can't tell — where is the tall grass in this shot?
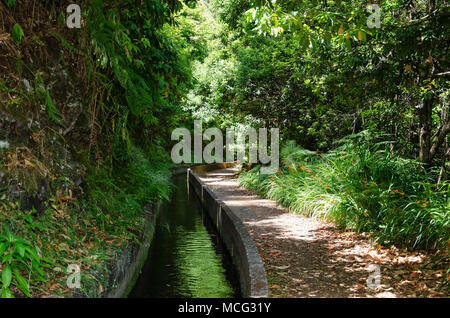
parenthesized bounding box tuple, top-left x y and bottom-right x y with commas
(239, 132, 449, 252)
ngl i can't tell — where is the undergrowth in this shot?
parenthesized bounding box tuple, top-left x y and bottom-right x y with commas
(84, 145, 172, 239)
(1, 0, 188, 298)
(239, 132, 449, 252)
(0, 143, 173, 297)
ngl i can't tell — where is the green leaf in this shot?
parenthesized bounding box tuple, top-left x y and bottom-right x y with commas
(6, 230, 15, 242)
(32, 261, 44, 276)
(28, 246, 40, 262)
(344, 38, 352, 49)
(11, 23, 24, 45)
(1, 286, 14, 298)
(45, 90, 64, 126)
(0, 242, 7, 256)
(2, 253, 12, 264)
(41, 257, 55, 266)
(2, 265, 12, 288)
(15, 244, 25, 258)
(13, 269, 31, 297)
(24, 214, 34, 224)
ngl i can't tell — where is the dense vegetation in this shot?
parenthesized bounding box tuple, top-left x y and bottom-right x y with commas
(240, 134, 449, 251)
(0, 0, 448, 297)
(0, 0, 191, 297)
(183, 0, 449, 287)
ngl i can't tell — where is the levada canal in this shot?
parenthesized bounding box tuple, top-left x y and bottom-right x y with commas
(129, 174, 240, 298)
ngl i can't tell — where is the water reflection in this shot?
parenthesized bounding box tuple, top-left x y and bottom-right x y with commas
(129, 175, 239, 298)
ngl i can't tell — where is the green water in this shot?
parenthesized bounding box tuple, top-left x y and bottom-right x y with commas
(129, 175, 239, 298)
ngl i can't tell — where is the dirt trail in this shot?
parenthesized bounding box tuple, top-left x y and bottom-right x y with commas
(198, 167, 448, 298)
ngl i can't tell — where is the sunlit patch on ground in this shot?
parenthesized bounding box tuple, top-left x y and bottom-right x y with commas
(200, 168, 449, 298)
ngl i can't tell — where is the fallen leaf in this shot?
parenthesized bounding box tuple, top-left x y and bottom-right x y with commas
(272, 265, 290, 270)
(270, 284, 281, 289)
(410, 271, 421, 278)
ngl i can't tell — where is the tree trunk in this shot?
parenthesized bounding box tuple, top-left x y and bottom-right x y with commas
(419, 96, 434, 165)
(437, 147, 449, 185)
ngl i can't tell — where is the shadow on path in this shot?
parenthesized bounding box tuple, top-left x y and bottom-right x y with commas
(198, 168, 447, 298)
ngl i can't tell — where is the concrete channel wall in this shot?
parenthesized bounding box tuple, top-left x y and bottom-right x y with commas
(76, 166, 186, 298)
(73, 202, 158, 298)
(105, 204, 157, 298)
(189, 163, 269, 298)
(80, 164, 268, 298)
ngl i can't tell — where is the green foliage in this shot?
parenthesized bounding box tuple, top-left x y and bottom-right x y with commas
(3, 0, 15, 9)
(0, 230, 49, 298)
(11, 24, 24, 45)
(49, 31, 81, 54)
(44, 90, 63, 126)
(239, 134, 450, 251)
(85, 145, 172, 237)
(180, 3, 238, 126)
(85, 0, 192, 163)
(2, 0, 448, 297)
(0, 0, 196, 296)
(34, 74, 64, 127)
(197, 0, 450, 160)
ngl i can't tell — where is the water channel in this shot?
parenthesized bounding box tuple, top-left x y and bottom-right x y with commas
(129, 174, 240, 298)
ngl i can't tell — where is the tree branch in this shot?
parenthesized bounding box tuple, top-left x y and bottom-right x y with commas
(433, 71, 450, 77)
(430, 122, 450, 160)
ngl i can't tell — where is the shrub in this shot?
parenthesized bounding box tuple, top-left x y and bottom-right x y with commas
(0, 230, 50, 298)
(239, 132, 450, 251)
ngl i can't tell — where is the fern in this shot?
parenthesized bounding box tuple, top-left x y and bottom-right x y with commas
(44, 90, 64, 127)
(35, 74, 64, 127)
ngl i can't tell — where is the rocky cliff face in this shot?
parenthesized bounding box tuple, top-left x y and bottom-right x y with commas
(0, 28, 89, 214)
(0, 1, 177, 298)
